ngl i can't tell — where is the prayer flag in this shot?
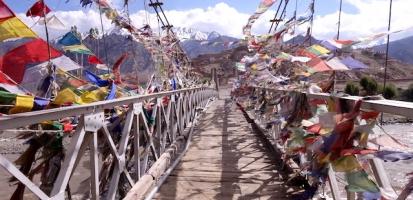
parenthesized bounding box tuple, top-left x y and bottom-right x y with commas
(0, 71, 26, 94)
(88, 55, 104, 64)
(62, 44, 93, 55)
(58, 31, 81, 46)
(0, 38, 62, 83)
(306, 57, 331, 72)
(37, 15, 65, 30)
(326, 57, 350, 71)
(307, 44, 330, 56)
(84, 70, 109, 87)
(54, 88, 83, 105)
(345, 170, 380, 193)
(26, 1, 51, 17)
(0, 0, 14, 21)
(106, 82, 116, 100)
(375, 150, 413, 162)
(0, 90, 16, 104)
(113, 54, 128, 84)
(0, 17, 37, 41)
(332, 155, 361, 172)
(341, 56, 367, 69)
(9, 94, 34, 114)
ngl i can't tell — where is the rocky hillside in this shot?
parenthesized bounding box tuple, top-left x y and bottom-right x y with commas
(374, 35, 413, 65)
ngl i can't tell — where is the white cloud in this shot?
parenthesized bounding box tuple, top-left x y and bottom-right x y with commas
(15, 0, 413, 42)
(18, 10, 114, 40)
(312, 0, 413, 40)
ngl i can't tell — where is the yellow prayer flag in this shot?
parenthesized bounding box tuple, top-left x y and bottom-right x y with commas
(80, 88, 108, 104)
(9, 95, 34, 114)
(251, 64, 257, 70)
(0, 17, 37, 41)
(313, 45, 330, 55)
(54, 88, 84, 105)
(332, 155, 361, 172)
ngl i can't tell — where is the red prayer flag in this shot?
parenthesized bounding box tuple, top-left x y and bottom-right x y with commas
(296, 48, 318, 59)
(88, 55, 103, 64)
(113, 54, 128, 84)
(307, 57, 331, 72)
(334, 39, 354, 45)
(0, 0, 15, 22)
(361, 111, 380, 120)
(0, 70, 16, 85)
(0, 38, 62, 83)
(26, 1, 51, 17)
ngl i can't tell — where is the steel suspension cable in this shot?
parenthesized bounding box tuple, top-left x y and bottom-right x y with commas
(274, 0, 290, 32)
(268, 0, 284, 33)
(98, 2, 110, 72)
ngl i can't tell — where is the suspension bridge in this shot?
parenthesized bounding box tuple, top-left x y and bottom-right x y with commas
(1, 0, 413, 199)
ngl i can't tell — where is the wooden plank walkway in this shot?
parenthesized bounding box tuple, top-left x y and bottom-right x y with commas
(154, 97, 295, 200)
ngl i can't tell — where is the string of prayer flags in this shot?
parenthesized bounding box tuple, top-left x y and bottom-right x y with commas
(243, 0, 277, 38)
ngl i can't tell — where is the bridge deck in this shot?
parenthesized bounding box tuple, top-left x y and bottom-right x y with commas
(154, 98, 294, 199)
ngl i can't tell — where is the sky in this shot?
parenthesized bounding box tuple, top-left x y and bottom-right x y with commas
(4, 0, 413, 41)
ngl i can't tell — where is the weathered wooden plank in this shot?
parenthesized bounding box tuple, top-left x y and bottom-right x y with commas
(154, 98, 296, 199)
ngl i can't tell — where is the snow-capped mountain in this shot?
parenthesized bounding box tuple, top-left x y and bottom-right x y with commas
(174, 27, 209, 41)
(174, 28, 241, 58)
(207, 31, 221, 41)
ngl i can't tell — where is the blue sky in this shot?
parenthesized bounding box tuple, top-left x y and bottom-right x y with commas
(6, 0, 357, 19)
(3, 0, 412, 40)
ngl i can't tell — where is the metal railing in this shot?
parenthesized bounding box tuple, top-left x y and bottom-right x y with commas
(0, 87, 218, 200)
(241, 87, 413, 200)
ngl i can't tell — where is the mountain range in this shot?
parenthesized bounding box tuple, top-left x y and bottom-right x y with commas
(176, 27, 240, 58)
(23, 27, 413, 84)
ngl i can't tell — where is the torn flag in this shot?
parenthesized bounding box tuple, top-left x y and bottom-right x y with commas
(112, 54, 128, 84)
(26, 1, 51, 17)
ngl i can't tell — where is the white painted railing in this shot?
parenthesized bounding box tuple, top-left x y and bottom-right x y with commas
(242, 87, 413, 200)
(0, 87, 218, 200)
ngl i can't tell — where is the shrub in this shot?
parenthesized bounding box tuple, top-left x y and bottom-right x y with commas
(401, 84, 413, 102)
(344, 82, 360, 96)
(360, 76, 378, 95)
(380, 84, 397, 99)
